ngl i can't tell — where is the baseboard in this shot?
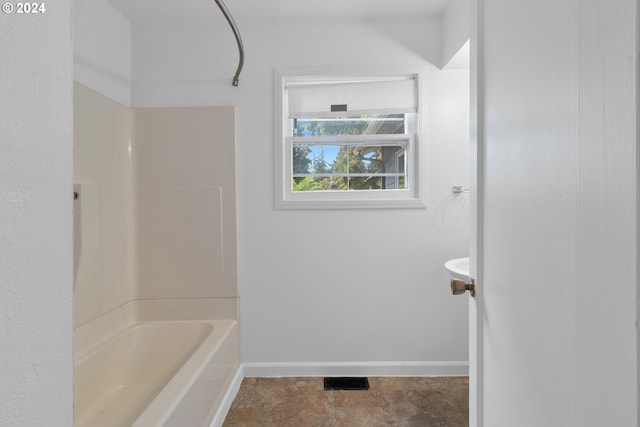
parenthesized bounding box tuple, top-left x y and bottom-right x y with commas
(209, 365, 244, 427)
(242, 361, 469, 377)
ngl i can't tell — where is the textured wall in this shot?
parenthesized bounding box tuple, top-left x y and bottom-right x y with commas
(0, 1, 73, 425)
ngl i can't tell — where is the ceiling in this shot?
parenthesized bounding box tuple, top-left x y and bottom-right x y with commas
(106, 0, 453, 23)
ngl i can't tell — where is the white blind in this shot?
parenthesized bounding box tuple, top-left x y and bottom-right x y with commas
(286, 78, 417, 118)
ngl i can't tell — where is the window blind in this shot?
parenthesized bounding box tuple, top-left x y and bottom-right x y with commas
(286, 78, 417, 118)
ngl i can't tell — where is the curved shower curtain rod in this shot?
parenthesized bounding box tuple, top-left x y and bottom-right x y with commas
(214, 0, 244, 87)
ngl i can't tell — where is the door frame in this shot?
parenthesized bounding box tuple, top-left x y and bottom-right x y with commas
(469, 0, 484, 425)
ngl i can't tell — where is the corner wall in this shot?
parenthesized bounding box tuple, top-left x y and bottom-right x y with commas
(442, 0, 470, 68)
(73, 0, 131, 106)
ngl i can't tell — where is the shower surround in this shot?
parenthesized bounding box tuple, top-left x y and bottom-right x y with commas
(73, 82, 240, 426)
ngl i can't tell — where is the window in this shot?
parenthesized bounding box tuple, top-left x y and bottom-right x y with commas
(275, 69, 426, 209)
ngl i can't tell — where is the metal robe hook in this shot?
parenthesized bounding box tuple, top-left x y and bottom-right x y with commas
(214, 0, 244, 87)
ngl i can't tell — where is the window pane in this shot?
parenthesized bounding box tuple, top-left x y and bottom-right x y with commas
(292, 145, 341, 175)
(292, 146, 312, 174)
(292, 114, 405, 137)
(348, 176, 383, 190)
(291, 176, 407, 191)
(292, 176, 347, 192)
(291, 142, 408, 192)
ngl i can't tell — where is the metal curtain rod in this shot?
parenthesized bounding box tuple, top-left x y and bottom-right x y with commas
(214, 0, 244, 87)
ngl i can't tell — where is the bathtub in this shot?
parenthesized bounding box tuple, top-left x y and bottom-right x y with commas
(74, 319, 239, 427)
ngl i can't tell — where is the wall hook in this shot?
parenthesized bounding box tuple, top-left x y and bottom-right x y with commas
(451, 185, 470, 194)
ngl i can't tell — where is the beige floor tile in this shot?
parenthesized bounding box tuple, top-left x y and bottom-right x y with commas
(223, 376, 468, 427)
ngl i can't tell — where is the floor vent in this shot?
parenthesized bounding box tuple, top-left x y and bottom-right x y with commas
(323, 377, 370, 391)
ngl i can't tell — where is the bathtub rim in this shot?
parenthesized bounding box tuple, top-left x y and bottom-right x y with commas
(133, 318, 237, 427)
(73, 319, 214, 367)
(74, 298, 239, 362)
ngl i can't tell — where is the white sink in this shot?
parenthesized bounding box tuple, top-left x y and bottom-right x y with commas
(444, 257, 470, 281)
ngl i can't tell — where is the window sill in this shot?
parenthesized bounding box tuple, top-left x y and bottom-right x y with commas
(275, 197, 427, 210)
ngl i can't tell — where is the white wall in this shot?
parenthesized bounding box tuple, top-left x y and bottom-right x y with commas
(479, 0, 638, 425)
(132, 16, 470, 373)
(442, 0, 470, 68)
(74, 0, 131, 106)
(0, 1, 73, 425)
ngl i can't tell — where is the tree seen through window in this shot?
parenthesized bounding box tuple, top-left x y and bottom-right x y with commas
(291, 115, 407, 192)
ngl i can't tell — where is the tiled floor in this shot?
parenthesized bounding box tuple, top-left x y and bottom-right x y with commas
(222, 376, 469, 427)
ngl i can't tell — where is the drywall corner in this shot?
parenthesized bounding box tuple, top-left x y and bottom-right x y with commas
(441, 0, 470, 68)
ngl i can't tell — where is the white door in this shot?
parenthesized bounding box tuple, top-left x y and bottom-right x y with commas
(471, 0, 638, 426)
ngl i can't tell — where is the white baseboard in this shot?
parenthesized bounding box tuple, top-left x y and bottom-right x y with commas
(209, 365, 244, 427)
(242, 361, 468, 378)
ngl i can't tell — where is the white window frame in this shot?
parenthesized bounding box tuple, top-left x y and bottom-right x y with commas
(274, 67, 427, 210)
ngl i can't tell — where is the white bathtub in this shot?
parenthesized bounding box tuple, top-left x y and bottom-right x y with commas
(74, 319, 239, 427)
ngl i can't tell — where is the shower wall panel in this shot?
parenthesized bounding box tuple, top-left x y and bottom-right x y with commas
(134, 107, 238, 300)
(74, 82, 136, 327)
(74, 85, 238, 326)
